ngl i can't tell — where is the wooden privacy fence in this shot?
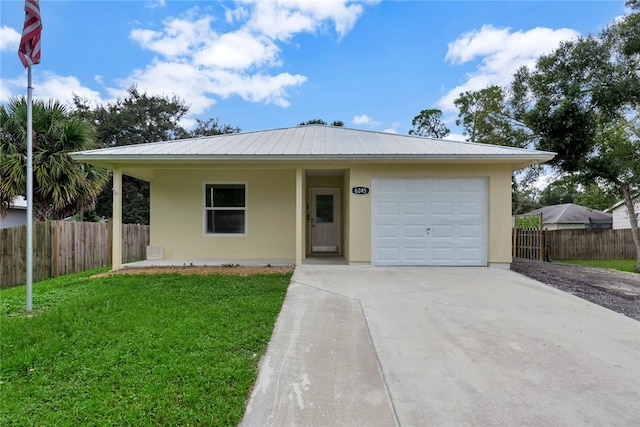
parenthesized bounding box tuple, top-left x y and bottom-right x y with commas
(512, 227, 545, 261)
(545, 229, 637, 260)
(1, 220, 149, 288)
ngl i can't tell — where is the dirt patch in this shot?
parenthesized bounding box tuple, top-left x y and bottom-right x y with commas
(91, 265, 295, 278)
(511, 258, 640, 321)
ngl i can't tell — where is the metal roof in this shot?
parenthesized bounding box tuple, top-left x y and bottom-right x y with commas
(70, 125, 555, 162)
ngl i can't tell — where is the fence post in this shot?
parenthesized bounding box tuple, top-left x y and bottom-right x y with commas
(107, 218, 113, 265)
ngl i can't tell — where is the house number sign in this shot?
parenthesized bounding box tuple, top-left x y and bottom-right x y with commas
(352, 186, 370, 195)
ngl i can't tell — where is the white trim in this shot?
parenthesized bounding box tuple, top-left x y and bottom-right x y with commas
(203, 181, 248, 237)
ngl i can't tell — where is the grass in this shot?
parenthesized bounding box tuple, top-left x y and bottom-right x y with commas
(559, 259, 639, 273)
(0, 269, 291, 426)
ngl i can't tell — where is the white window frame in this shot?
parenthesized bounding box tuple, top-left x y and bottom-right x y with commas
(203, 182, 248, 236)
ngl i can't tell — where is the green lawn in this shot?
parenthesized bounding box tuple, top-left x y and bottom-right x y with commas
(0, 269, 291, 426)
(559, 259, 639, 273)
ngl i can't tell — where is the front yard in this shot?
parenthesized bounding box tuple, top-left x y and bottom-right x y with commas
(0, 268, 291, 425)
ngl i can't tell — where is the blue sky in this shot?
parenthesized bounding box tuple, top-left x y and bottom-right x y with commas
(0, 0, 628, 139)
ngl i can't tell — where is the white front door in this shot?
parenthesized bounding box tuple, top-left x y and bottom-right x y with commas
(310, 188, 340, 253)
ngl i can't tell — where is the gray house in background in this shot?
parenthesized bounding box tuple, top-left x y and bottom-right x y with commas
(0, 196, 27, 229)
(526, 203, 612, 230)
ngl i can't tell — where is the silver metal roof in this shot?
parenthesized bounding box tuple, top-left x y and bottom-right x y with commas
(71, 125, 555, 162)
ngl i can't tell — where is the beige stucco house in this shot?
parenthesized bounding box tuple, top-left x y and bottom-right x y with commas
(71, 125, 554, 270)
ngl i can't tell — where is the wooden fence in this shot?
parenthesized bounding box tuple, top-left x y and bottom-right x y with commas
(545, 229, 637, 260)
(1, 221, 149, 288)
(512, 227, 545, 261)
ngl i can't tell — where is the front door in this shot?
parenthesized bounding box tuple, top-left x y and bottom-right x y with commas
(310, 188, 340, 253)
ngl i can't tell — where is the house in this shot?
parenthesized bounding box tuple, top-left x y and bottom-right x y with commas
(607, 197, 640, 230)
(524, 203, 612, 230)
(70, 125, 554, 269)
(0, 196, 27, 229)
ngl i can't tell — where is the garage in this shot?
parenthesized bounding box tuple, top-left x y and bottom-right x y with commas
(372, 177, 488, 266)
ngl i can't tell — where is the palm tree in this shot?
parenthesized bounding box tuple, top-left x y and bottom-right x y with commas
(0, 97, 108, 221)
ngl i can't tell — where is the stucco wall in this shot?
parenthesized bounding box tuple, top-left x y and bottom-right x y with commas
(145, 162, 514, 265)
(150, 168, 296, 260)
(345, 163, 514, 265)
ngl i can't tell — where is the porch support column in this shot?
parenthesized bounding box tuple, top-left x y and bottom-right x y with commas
(112, 169, 123, 271)
(295, 168, 303, 266)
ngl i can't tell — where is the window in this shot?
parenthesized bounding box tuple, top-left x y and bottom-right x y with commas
(205, 184, 246, 234)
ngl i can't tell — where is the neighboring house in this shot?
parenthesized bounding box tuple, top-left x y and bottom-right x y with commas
(607, 197, 640, 230)
(525, 203, 612, 230)
(0, 196, 27, 229)
(70, 125, 554, 269)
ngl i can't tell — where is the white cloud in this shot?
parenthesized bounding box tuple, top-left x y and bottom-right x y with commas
(352, 114, 372, 125)
(381, 128, 398, 134)
(0, 26, 21, 52)
(0, 71, 103, 107)
(245, 0, 365, 41)
(130, 16, 215, 58)
(193, 30, 280, 70)
(0, 1, 371, 129)
(120, 2, 370, 119)
(438, 25, 580, 111)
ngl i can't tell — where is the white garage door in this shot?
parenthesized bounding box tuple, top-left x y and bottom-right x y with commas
(372, 178, 487, 266)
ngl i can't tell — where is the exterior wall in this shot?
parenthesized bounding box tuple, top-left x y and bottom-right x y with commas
(0, 208, 27, 229)
(345, 163, 514, 265)
(145, 162, 515, 265)
(342, 169, 351, 263)
(612, 200, 640, 229)
(150, 168, 296, 260)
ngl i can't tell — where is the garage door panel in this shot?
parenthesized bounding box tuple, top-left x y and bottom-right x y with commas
(458, 225, 481, 238)
(372, 177, 487, 266)
(432, 202, 453, 216)
(376, 225, 399, 238)
(404, 224, 426, 238)
(459, 247, 482, 262)
(405, 247, 428, 262)
(431, 247, 454, 263)
(377, 201, 399, 215)
(405, 201, 426, 215)
(431, 225, 453, 238)
(459, 202, 482, 216)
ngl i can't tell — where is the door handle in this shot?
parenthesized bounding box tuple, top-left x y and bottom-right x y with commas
(426, 227, 431, 235)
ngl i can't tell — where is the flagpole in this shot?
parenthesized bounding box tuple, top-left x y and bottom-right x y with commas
(26, 64, 33, 313)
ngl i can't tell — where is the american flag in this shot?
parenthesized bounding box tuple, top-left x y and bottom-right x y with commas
(18, 0, 42, 68)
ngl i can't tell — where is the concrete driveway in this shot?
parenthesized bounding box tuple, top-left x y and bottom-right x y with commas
(241, 265, 640, 426)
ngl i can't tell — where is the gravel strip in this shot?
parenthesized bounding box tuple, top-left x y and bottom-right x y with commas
(511, 258, 640, 322)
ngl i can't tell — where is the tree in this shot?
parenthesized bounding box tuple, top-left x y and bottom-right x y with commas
(539, 176, 579, 207)
(299, 119, 327, 126)
(0, 98, 108, 221)
(408, 109, 450, 138)
(454, 85, 534, 148)
(73, 85, 240, 224)
(574, 182, 618, 211)
(512, 177, 541, 214)
(298, 119, 344, 126)
(177, 118, 240, 139)
(514, 13, 640, 271)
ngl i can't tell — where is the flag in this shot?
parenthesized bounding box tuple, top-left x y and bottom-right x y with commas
(18, 0, 42, 68)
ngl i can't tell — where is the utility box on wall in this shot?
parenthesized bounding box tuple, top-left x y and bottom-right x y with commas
(146, 245, 164, 260)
